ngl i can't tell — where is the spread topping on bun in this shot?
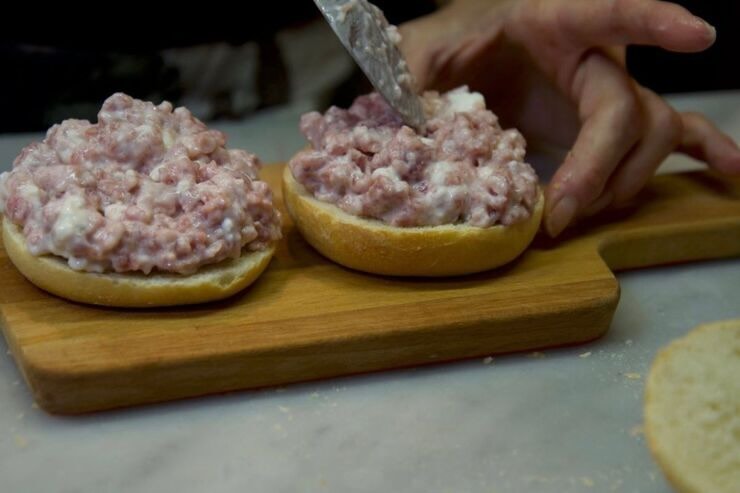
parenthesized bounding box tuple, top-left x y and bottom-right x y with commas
(0, 93, 281, 275)
(289, 86, 538, 228)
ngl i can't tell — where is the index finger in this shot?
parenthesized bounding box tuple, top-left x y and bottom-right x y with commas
(538, 0, 716, 52)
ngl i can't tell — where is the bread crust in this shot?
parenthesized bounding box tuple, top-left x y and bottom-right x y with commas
(282, 166, 544, 276)
(2, 218, 274, 307)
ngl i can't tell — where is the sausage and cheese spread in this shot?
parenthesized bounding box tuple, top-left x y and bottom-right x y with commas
(0, 93, 281, 275)
(289, 86, 539, 228)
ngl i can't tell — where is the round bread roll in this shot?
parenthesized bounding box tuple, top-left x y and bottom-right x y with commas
(3, 218, 275, 307)
(644, 319, 740, 493)
(282, 166, 544, 276)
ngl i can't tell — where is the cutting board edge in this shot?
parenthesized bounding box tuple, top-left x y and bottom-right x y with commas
(13, 274, 620, 372)
(21, 286, 619, 414)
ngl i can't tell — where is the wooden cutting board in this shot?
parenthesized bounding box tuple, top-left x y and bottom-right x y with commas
(2, 166, 739, 414)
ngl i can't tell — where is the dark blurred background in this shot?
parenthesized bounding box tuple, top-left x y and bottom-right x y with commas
(0, 0, 737, 133)
(627, 1, 740, 93)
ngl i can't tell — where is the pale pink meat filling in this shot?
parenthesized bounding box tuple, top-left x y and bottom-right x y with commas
(289, 87, 539, 228)
(0, 93, 281, 275)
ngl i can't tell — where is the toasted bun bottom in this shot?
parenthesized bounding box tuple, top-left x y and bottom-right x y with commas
(644, 320, 740, 493)
(282, 166, 544, 276)
(2, 218, 274, 307)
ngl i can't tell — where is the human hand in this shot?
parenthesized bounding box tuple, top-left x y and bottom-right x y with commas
(399, 0, 740, 236)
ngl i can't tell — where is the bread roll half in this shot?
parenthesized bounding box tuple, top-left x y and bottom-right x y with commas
(3, 218, 274, 307)
(282, 166, 544, 276)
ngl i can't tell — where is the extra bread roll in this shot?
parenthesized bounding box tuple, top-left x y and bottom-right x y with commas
(3, 218, 274, 307)
(644, 319, 740, 493)
(282, 167, 544, 276)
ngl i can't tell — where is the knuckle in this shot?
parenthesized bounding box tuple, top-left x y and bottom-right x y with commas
(653, 105, 683, 148)
(611, 95, 643, 138)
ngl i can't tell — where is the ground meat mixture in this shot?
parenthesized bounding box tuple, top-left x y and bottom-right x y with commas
(0, 93, 281, 275)
(289, 86, 539, 227)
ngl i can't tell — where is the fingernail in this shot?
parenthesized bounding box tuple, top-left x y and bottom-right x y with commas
(695, 16, 716, 40)
(546, 195, 578, 238)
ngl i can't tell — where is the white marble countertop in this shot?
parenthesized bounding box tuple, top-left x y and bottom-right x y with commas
(1, 92, 739, 493)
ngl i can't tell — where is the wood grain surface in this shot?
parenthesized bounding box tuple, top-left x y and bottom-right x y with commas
(1, 166, 739, 413)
